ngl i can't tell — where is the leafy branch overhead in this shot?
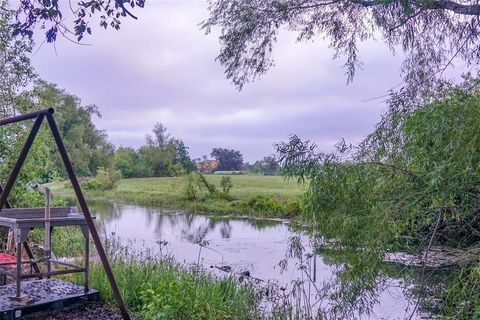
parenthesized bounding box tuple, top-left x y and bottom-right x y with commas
(10, 0, 480, 91)
(201, 0, 480, 90)
(13, 0, 145, 42)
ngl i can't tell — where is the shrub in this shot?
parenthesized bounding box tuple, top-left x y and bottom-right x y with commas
(81, 178, 101, 191)
(183, 173, 199, 200)
(246, 195, 283, 215)
(182, 173, 220, 200)
(95, 167, 122, 190)
(284, 197, 302, 217)
(81, 167, 122, 191)
(197, 173, 217, 196)
(220, 176, 233, 194)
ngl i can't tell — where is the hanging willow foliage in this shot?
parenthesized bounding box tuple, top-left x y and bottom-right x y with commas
(276, 77, 480, 318)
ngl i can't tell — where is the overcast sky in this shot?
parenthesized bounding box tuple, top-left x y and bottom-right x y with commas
(30, 0, 403, 163)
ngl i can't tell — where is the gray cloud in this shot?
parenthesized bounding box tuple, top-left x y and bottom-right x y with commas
(31, 1, 402, 162)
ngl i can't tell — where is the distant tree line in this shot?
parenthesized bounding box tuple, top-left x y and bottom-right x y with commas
(5, 80, 280, 183)
(197, 149, 281, 175)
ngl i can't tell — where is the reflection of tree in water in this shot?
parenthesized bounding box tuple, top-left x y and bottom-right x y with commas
(177, 215, 233, 243)
(65, 196, 123, 224)
(150, 212, 206, 242)
(182, 225, 209, 244)
(283, 237, 457, 319)
(151, 212, 193, 241)
(150, 212, 284, 244)
(219, 223, 231, 238)
(387, 264, 465, 318)
(242, 218, 281, 230)
(277, 238, 388, 319)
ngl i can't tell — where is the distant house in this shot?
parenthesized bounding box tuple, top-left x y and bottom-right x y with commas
(196, 160, 217, 173)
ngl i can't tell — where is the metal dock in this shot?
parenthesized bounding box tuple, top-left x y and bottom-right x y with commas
(0, 278, 99, 319)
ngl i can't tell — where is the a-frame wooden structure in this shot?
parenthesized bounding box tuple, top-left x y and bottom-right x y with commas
(0, 108, 129, 319)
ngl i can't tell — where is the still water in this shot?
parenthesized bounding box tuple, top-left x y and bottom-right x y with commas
(68, 198, 422, 319)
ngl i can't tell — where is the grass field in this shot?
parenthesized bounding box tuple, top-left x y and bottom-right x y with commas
(47, 175, 305, 218)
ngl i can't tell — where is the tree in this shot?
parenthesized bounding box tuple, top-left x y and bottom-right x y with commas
(211, 148, 243, 171)
(257, 155, 281, 175)
(244, 156, 280, 175)
(135, 123, 195, 177)
(0, 2, 34, 115)
(202, 0, 480, 91)
(0, 3, 47, 207)
(146, 123, 170, 151)
(16, 80, 115, 177)
(171, 139, 196, 172)
(276, 79, 480, 318)
(114, 146, 152, 178)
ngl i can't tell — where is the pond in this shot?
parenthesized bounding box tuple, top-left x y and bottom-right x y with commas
(67, 198, 426, 319)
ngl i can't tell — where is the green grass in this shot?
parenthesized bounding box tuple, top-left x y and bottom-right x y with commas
(30, 226, 85, 257)
(63, 239, 296, 320)
(78, 258, 265, 320)
(47, 175, 305, 218)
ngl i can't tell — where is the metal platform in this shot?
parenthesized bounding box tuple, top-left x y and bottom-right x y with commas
(0, 206, 91, 301)
(0, 207, 88, 229)
(0, 278, 99, 319)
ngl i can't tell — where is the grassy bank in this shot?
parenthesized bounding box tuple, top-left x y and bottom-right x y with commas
(81, 259, 265, 319)
(61, 238, 304, 320)
(47, 175, 305, 218)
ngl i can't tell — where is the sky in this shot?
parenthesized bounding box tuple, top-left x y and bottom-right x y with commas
(30, 0, 404, 163)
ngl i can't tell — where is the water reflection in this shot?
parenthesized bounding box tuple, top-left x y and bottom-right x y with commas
(64, 197, 429, 319)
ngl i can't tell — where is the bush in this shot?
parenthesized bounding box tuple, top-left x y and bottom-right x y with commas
(165, 163, 187, 177)
(183, 173, 199, 200)
(284, 198, 302, 217)
(246, 195, 283, 215)
(95, 167, 122, 190)
(182, 173, 220, 200)
(81, 178, 101, 191)
(220, 176, 233, 194)
(81, 167, 122, 191)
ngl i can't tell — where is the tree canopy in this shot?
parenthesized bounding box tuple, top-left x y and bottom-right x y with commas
(211, 148, 244, 171)
(276, 77, 480, 318)
(0, 1, 34, 114)
(16, 80, 115, 177)
(114, 123, 196, 178)
(201, 0, 480, 91)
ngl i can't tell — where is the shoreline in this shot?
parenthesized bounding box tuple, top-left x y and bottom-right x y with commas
(46, 175, 305, 219)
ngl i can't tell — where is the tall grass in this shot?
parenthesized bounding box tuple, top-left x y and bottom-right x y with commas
(70, 238, 285, 320)
(87, 259, 264, 320)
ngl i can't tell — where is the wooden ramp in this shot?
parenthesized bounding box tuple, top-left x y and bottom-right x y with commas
(0, 279, 99, 319)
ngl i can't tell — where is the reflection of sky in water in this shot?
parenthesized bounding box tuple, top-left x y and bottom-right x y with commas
(68, 198, 420, 319)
